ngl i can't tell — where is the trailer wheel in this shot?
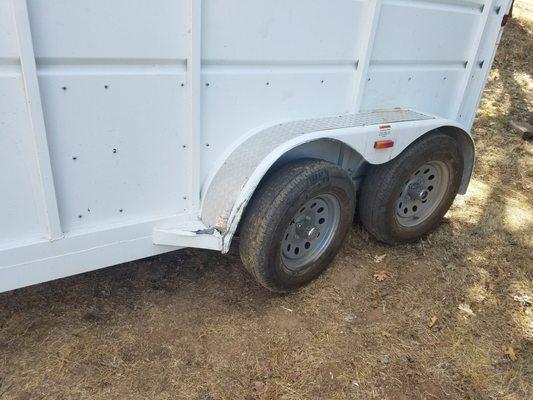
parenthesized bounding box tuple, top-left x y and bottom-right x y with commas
(359, 133, 463, 244)
(239, 159, 355, 293)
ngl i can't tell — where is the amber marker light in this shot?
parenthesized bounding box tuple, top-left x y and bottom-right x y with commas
(374, 140, 395, 149)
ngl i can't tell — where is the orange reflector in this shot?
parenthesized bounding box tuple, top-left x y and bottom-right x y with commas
(374, 140, 395, 149)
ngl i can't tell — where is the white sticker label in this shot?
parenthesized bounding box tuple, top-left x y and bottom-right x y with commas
(379, 124, 391, 137)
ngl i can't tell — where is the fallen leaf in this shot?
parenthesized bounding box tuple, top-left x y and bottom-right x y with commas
(458, 303, 475, 316)
(374, 254, 387, 263)
(504, 346, 517, 361)
(373, 269, 389, 282)
(428, 315, 438, 328)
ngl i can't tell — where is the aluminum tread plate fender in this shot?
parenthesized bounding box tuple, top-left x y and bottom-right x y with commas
(201, 109, 433, 233)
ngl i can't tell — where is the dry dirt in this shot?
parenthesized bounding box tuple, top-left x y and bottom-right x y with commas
(1, 3, 532, 400)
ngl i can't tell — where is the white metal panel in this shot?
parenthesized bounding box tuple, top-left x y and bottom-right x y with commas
(361, 67, 465, 118)
(26, 0, 189, 60)
(38, 72, 190, 232)
(374, 0, 482, 62)
(0, 0, 18, 58)
(202, 0, 365, 62)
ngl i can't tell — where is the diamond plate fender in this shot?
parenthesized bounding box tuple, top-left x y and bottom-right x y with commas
(200, 109, 472, 252)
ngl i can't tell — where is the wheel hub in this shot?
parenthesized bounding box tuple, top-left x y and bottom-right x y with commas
(295, 220, 321, 240)
(406, 180, 428, 201)
(395, 161, 450, 227)
(281, 194, 341, 271)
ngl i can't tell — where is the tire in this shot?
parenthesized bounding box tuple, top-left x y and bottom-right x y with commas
(359, 132, 463, 244)
(239, 159, 356, 293)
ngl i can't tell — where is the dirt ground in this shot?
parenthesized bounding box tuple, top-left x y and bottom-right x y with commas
(1, 3, 532, 400)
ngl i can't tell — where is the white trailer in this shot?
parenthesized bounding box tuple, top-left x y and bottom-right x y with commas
(0, 0, 513, 292)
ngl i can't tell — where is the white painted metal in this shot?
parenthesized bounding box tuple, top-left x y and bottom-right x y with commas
(11, 0, 62, 239)
(0, 0, 512, 292)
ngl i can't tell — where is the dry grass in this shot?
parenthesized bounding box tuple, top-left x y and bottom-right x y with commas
(1, 3, 532, 400)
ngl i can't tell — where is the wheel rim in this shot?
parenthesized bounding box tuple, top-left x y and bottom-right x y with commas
(281, 194, 341, 271)
(395, 161, 450, 227)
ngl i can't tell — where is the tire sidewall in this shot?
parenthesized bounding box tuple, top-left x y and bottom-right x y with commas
(264, 167, 355, 290)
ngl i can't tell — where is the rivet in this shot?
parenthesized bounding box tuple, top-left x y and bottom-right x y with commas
(205, 143, 210, 147)
(104, 85, 109, 89)
(205, 82, 210, 87)
(119, 209, 123, 213)
(78, 214, 82, 219)
(62, 86, 67, 91)
(180, 82, 185, 87)
(266, 82, 270, 86)
(72, 156, 77, 160)
(182, 145, 187, 148)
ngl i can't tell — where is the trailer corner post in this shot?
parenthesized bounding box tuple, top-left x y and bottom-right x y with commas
(11, 0, 62, 240)
(188, 0, 203, 212)
(451, 0, 496, 124)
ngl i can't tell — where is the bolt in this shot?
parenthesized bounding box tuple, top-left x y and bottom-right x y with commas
(307, 227, 320, 240)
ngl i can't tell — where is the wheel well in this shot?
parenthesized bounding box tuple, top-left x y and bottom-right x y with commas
(233, 139, 366, 237)
(267, 138, 368, 187)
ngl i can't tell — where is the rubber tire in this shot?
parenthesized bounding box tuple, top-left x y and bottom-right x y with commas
(239, 159, 356, 293)
(359, 133, 463, 244)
